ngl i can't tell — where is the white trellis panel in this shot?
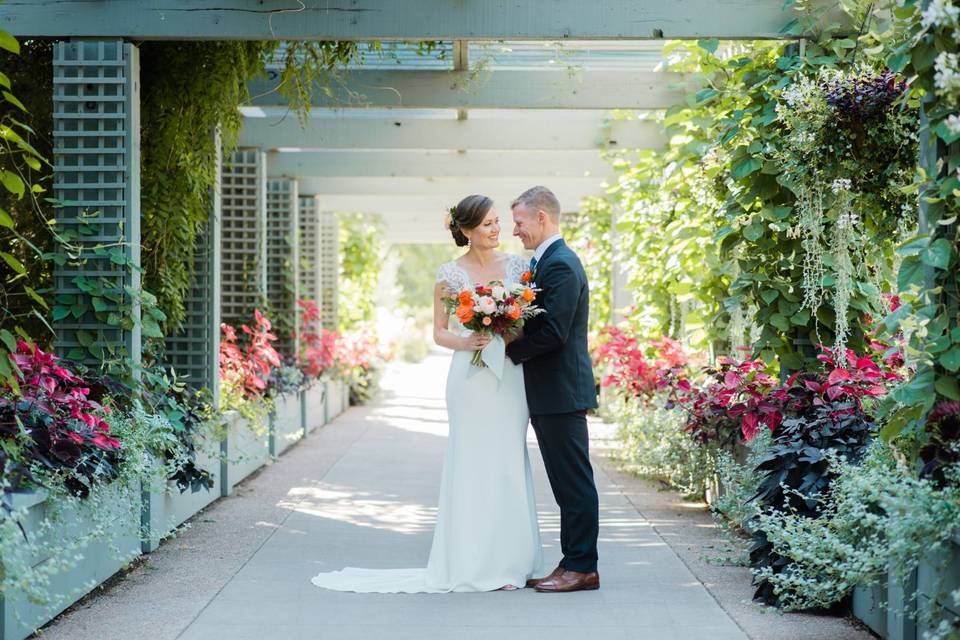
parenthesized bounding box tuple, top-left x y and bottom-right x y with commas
(318, 211, 339, 331)
(220, 149, 266, 328)
(298, 195, 322, 304)
(52, 40, 141, 369)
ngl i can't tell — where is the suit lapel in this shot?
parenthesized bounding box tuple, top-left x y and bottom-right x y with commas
(535, 239, 565, 277)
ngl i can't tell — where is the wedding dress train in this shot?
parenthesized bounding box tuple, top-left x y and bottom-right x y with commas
(310, 255, 543, 593)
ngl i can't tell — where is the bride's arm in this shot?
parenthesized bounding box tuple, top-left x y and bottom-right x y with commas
(433, 283, 490, 351)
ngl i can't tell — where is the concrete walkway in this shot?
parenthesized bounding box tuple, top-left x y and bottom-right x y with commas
(39, 352, 752, 639)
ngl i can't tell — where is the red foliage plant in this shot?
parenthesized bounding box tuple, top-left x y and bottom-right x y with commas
(219, 309, 282, 398)
(297, 299, 340, 378)
(0, 340, 120, 458)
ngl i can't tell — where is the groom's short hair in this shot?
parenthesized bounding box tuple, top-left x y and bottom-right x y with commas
(512, 186, 561, 222)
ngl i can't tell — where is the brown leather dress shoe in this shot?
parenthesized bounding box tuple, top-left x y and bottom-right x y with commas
(525, 565, 563, 589)
(533, 569, 600, 593)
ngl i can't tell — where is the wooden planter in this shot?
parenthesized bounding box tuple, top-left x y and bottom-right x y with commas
(220, 411, 270, 497)
(302, 382, 327, 435)
(0, 485, 141, 640)
(141, 432, 222, 553)
(917, 533, 960, 637)
(269, 391, 303, 456)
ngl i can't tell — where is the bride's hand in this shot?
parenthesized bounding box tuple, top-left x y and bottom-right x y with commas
(462, 333, 492, 351)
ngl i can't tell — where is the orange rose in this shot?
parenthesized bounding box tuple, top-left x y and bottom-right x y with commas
(507, 304, 522, 320)
(521, 271, 533, 284)
(456, 305, 475, 324)
(521, 287, 535, 302)
(458, 290, 473, 306)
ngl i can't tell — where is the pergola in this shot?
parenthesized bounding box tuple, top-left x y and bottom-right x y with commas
(3, 0, 837, 397)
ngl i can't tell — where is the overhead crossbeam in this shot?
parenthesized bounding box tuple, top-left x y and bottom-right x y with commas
(240, 110, 664, 151)
(247, 69, 684, 110)
(267, 150, 615, 179)
(0, 0, 831, 40)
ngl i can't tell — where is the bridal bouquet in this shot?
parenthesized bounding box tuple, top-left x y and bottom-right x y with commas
(443, 272, 544, 372)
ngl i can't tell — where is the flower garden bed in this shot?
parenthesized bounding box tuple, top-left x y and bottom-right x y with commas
(269, 391, 303, 456)
(0, 486, 142, 640)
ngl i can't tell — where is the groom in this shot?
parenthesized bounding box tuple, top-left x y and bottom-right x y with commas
(506, 186, 600, 593)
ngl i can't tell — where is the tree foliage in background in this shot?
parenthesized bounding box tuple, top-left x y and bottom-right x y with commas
(563, 196, 612, 334)
(338, 213, 383, 332)
(390, 243, 459, 312)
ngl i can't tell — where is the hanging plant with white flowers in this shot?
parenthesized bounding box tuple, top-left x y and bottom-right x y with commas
(776, 65, 918, 355)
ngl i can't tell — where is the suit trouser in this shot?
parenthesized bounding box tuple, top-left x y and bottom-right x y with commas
(530, 410, 599, 574)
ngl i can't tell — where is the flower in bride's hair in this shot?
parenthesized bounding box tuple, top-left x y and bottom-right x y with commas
(444, 205, 459, 230)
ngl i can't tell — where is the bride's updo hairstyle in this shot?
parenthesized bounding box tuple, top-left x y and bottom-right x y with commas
(447, 194, 493, 247)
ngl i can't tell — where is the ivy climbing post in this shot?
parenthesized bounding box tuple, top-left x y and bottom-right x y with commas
(265, 178, 299, 356)
(52, 40, 143, 378)
(163, 130, 223, 403)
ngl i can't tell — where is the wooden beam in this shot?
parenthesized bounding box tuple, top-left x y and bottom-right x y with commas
(247, 69, 683, 110)
(240, 111, 664, 150)
(1, 0, 824, 40)
(266, 150, 615, 179)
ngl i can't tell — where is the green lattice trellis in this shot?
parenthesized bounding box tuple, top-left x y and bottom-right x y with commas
(220, 149, 266, 329)
(298, 194, 321, 305)
(52, 40, 142, 372)
(265, 178, 299, 355)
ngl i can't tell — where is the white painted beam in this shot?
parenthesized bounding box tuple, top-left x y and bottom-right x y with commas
(302, 192, 598, 215)
(240, 110, 663, 151)
(296, 176, 604, 199)
(247, 69, 683, 109)
(1, 1, 833, 40)
(267, 150, 614, 179)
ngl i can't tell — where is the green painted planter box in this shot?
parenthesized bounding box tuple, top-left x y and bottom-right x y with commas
(917, 533, 960, 637)
(326, 379, 345, 420)
(302, 382, 327, 435)
(1, 485, 141, 640)
(141, 433, 222, 553)
(220, 412, 270, 497)
(269, 391, 303, 456)
(853, 577, 888, 637)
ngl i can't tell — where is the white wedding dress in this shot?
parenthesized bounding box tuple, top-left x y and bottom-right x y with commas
(310, 254, 543, 593)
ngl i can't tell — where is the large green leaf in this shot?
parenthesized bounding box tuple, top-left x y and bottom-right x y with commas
(730, 157, 762, 180)
(921, 238, 953, 270)
(935, 375, 960, 401)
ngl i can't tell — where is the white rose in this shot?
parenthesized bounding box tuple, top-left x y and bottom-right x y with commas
(478, 296, 497, 314)
(491, 285, 507, 300)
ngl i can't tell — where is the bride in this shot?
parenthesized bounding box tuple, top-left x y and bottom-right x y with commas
(310, 194, 544, 593)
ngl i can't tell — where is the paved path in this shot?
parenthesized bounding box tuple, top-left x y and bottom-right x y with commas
(39, 352, 748, 640)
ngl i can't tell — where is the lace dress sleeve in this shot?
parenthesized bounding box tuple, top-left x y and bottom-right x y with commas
(507, 254, 529, 284)
(436, 261, 463, 291)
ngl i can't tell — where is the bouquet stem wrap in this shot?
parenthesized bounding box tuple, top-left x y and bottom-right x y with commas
(474, 333, 505, 380)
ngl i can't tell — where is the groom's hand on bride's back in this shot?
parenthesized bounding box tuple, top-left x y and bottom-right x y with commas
(504, 328, 524, 346)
